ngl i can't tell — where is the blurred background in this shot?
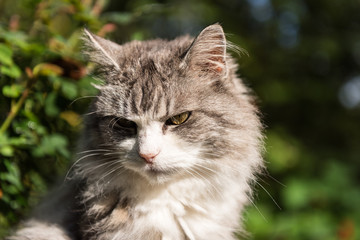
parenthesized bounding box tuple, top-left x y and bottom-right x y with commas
(0, 0, 359, 239)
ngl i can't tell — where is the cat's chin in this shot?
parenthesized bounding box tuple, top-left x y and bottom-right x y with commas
(142, 164, 179, 184)
(146, 165, 171, 175)
(123, 162, 178, 184)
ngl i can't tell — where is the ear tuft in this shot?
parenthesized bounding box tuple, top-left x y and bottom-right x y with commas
(184, 24, 227, 75)
(82, 29, 121, 70)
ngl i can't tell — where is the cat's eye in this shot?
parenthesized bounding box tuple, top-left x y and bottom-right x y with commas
(166, 112, 191, 125)
(110, 117, 137, 131)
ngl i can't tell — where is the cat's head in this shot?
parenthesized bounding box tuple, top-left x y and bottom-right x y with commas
(78, 24, 262, 186)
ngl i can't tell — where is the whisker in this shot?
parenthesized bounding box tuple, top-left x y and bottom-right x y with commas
(98, 164, 126, 184)
(255, 180, 281, 210)
(109, 117, 123, 130)
(70, 96, 98, 106)
(65, 152, 108, 180)
(79, 156, 124, 175)
(77, 149, 113, 155)
(192, 161, 218, 175)
(246, 196, 268, 222)
(206, 160, 280, 210)
(188, 166, 223, 202)
(264, 172, 287, 188)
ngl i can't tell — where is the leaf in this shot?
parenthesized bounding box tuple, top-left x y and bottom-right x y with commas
(48, 37, 66, 54)
(0, 43, 13, 65)
(0, 145, 14, 157)
(27, 171, 47, 194)
(282, 179, 310, 210)
(0, 29, 30, 50)
(103, 12, 133, 25)
(0, 134, 14, 157)
(60, 111, 81, 127)
(32, 134, 69, 158)
(2, 84, 24, 98)
(0, 160, 23, 192)
(33, 63, 63, 77)
(0, 64, 22, 78)
(61, 80, 78, 99)
(9, 137, 29, 147)
(0, 133, 9, 145)
(1, 185, 20, 195)
(45, 92, 60, 117)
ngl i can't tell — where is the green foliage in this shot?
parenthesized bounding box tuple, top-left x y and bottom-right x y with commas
(0, 0, 110, 236)
(1, 0, 359, 239)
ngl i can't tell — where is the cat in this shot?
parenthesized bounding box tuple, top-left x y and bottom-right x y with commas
(8, 23, 263, 240)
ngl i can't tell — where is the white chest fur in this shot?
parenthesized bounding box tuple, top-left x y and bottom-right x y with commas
(107, 174, 245, 240)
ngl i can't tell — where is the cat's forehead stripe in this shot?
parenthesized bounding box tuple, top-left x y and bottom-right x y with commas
(130, 95, 139, 115)
(120, 77, 172, 119)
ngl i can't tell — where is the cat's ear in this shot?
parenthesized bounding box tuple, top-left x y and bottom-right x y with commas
(82, 29, 121, 71)
(183, 24, 227, 76)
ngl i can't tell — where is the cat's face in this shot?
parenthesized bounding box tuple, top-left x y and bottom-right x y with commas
(90, 69, 234, 183)
(79, 24, 261, 185)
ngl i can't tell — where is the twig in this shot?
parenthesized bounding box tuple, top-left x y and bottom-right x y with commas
(0, 73, 36, 134)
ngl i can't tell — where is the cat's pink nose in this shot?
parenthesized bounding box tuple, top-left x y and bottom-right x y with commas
(139, 151, 159, 164)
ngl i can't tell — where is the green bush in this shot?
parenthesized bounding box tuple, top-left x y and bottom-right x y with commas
(0, 0, 110, 236)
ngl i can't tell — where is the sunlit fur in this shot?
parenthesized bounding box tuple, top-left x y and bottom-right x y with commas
(8, 24, 263, 240)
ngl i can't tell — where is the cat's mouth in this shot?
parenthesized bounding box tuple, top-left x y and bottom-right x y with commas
(125, 160, 177, 181)
(145, 165, 172, 176)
